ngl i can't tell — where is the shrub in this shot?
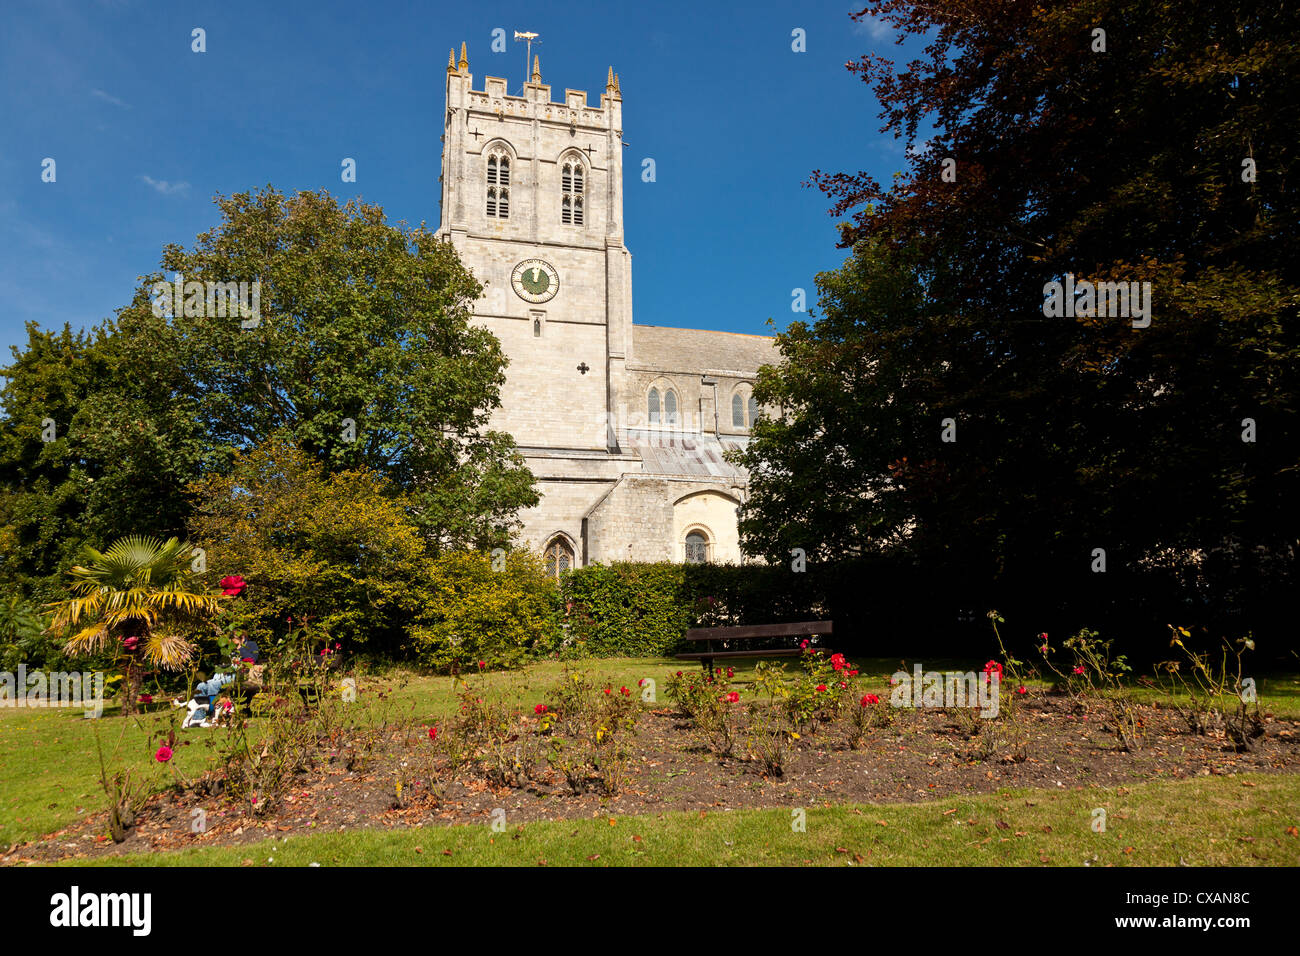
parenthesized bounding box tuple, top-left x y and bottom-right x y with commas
(0, 594, 69, 671)
(410, 550, 560, 672)
(188, 438, 435, 657)
(546, 672, 640, 795)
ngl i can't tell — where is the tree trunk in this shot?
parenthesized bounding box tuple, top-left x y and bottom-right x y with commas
(122, 656, 143, 717)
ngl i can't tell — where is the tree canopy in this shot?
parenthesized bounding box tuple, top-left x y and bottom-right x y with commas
(1, 187, 539, 600)
(739, 0, 1299, 642)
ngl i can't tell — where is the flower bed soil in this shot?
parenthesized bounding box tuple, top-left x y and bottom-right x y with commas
(5, 693, 1298, 863)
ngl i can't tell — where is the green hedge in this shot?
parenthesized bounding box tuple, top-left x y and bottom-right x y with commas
(558, 561, 826, 657)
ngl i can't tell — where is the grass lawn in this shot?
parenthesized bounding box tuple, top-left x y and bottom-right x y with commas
(57, 773, 1300, 867)
(4, 655, 1299, 863)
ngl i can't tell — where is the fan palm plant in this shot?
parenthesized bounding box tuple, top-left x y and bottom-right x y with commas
(46, 536, 226, 715)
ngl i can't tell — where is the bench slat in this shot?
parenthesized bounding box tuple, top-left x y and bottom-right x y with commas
(683, 620, 833, 641)
(674, 649, 803, 660)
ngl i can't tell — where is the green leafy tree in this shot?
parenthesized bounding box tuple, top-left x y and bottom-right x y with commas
(117, 186, 537, 551)
(0, 321, 207, 601)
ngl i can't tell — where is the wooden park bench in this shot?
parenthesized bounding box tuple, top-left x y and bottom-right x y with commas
(675, 620, 834, 673)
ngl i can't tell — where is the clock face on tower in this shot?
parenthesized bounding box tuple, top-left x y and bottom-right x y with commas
(511, 258, 559, 303)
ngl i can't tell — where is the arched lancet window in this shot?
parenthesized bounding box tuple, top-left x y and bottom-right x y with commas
(561, 159, 585, 225)
(648, 387, 660, 425)
(732, 394, 745, 427)
(486, 149, 510, 218)
(664, 390, 678, 425)
(544, 536, 575, 580)
(685, 530, 710, 565)
(747, 396, 759, 427)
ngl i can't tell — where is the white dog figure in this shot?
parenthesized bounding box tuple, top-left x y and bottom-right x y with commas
(175, 691, 233, 729)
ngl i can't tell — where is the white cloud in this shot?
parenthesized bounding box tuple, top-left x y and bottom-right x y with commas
(851, 12, 893, 42)
(140, 175, 190, 196)
(90, 88, 129, 108)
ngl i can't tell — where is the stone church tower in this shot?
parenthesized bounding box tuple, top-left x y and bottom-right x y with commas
(437, 44, 776, 574)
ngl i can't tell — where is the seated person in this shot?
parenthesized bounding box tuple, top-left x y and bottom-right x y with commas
(173, 633, 260, 727)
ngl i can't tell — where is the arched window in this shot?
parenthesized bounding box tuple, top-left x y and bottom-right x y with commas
(561, 159, 585, 225)
(732, 394, 745, 427)
(664, 390, 678, 425)
(648, 388, 660, 425)
(747, 396, 759, 427)
(486, 149, 510, 218)
(544, 536, 575, 580)
(685, 531, 709, 564)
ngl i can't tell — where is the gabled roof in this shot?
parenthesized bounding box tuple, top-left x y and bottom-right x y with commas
(631, 324, 778, 375)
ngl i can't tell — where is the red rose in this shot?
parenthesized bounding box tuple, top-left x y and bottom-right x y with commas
(534, 704, 548, 714)
(1016, 685, 1027, 695)
(620, 686, 630, 696)
(154, 745, 172, 763)
(726, 692, 739, 703)
(816, 684, 827, 693)
(604, 688, 612, 695)
(861, 694, 879, 706)
(428, 726, 438, 741)
(1073, 665, 1085, 675)
(218, 575, 246, 597)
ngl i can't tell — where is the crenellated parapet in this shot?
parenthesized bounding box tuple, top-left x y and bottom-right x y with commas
(444, 43, 621, 133)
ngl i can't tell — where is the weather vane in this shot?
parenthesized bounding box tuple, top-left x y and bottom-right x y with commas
(514, 31, 540, 89)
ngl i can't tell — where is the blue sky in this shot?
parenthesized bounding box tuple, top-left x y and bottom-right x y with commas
(1, 0, 916, 362)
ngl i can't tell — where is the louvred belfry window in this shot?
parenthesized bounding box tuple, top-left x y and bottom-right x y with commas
(487, 151, 510, 218)
(562, 160, 584, 225)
